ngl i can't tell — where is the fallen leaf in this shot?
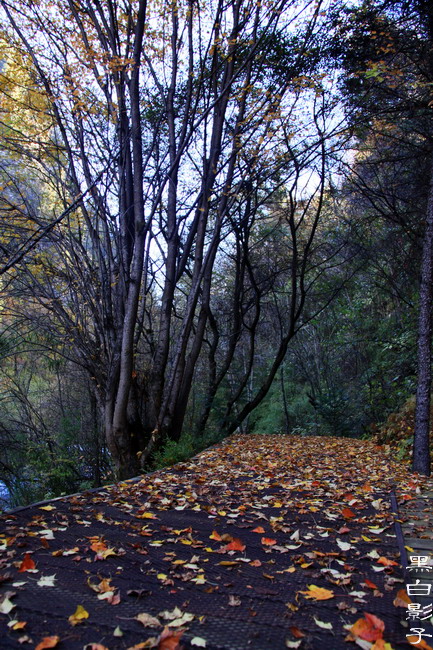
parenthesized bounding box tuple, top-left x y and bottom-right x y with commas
(314, 617, 333, 630)
(158, 628, 183, 650)
(35, 637, 60, 650)
(136, 612, 161, 628)
(289, 626, 305, 638)
(300, 584, 334, 601)
(377, 557, 398, 567)
(68, 605, 89, 626)
(261, 537, 277, 546)
(39, 506, 55, 511)
(224, 538, 246, 552)
(342, 507, 355, 519)
(18, 553, 36, 573)
(350, 613, 384, 642)
(405, 638, 433, 650)
(169, 612, 195, 627)
(209, 531, 222, 541)
(0, 596, 15, 614)
(252, 526, 265, 533)
(228, 595, 241, 606)
(136, 512, 157, 519)
(7, 620, 27, 630)
(37, 575, 56, 588)
(336, 539, 352, 552)
(191, 637, 207, 647)
(393, 588, 411, 607)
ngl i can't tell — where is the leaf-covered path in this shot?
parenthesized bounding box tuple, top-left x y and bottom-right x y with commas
(0, 435, 431, 649)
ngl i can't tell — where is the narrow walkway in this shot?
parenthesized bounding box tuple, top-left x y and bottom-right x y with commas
(0, 435, 431, 649)
(397, 483, 433, 644)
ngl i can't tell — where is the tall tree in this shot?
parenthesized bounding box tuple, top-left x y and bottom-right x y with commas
(1, 0, 341, 479)
(331, 0, 433, 474)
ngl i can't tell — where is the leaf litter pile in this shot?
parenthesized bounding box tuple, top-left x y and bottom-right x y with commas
(0, 434, 430, 649)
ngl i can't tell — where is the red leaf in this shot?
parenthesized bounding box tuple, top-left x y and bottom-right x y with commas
(18, 553, 36, 572)
(341, 507, 355, 519)
(225, 538, 246, 552)
(350, 613, 384, 642)
(261, 537, 277, 546)
(252, 526, 265, 534)
(289, 626, 305, 638)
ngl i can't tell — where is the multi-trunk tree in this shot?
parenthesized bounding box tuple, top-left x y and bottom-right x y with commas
(1, 0, 345, 479)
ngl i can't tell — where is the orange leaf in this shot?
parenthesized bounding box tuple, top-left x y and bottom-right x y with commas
(406, 637, 433, 650)
(289, 626, 305, 638)
(209, 531, 222, 541)
(250, 559, 262, 567)
(361, 483, 372, 492)
(261, 537, 277, 546)
(18, 553, 36, 572)
(377, 556, 398, 567)
(158, 628, 183, 650)
(393, 588, 412, 607)
(225, 538, 246, 552)
(35, 637, 60, 650)
(252, 526, 265, 534)
(342, 507, 355, 519)
(300, 585, 334, 601)
(350, 613, 384, 642)
(11, 621, 27, 630)
(365, 579, 379, 590)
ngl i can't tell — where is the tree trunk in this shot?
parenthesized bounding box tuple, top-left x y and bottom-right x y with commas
(413, 157, 433, 476)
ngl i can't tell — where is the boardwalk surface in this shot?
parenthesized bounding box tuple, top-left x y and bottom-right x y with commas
(0, 434, 432, 650)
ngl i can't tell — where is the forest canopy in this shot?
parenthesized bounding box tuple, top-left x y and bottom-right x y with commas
(0, 0, 432, 508)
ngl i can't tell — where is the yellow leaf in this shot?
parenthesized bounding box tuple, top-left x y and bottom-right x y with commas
(68, 605, 89, 626)
(300, 585, 334, 601)
(39, 505, 55, 511)
(136, 512, 157, 519)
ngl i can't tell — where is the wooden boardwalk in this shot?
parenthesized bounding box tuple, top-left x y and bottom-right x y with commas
(0, 434, 432, 650)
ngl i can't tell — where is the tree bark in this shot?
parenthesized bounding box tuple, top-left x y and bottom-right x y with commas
(413, 157, 433, 476)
